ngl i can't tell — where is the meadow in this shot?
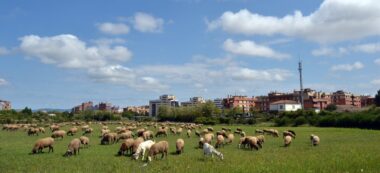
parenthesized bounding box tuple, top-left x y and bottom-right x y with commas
(1, 124, 380, 173)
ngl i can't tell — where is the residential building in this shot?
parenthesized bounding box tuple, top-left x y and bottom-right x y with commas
(0, 100, 11, 110)
(331, 90, 361, 108)
(124, 105, 149, 115)
(223, 95, 255, 113)
(98, 102, 112, 111)
(149, 94, 179, 117)
(269, 100, 302, 112)
(71, 101, 93, 113)
(213, 98, 224, 109)
(181, 97, 206, 107)
(360, 96, 375, 107)
(254, 96, 269, 112)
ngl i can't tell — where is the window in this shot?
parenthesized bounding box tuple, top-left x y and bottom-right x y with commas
(280, 105, 284, 109)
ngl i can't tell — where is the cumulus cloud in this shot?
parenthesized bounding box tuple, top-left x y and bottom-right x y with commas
(371, 79, 380, 85)
(352, 42, 380, 53)
(207, 0, 380, 43)
(311, 47, 348, 57)
(375, 59, 380, 65)
(331, 61, 364, 71)
(223, 39, 290, 59)
(0, 47, 9, 56)
(228, 68, 292, 81)
(19, 34, 132, 69)
(0, 78, 8, 86)
(97, 22, 130, 35)
(133, 12, 164, 33)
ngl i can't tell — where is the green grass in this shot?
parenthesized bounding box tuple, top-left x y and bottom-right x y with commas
(1, 124, 380, 173)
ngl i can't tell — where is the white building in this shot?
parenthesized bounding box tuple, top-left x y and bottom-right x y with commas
(149, 94, 179, 117)
(269, 100, 301, 112)
(181, 97, 206, 107)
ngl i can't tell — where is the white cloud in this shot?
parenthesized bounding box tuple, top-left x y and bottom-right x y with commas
(97, 22, 130, 35)
(371, 79, 380, 85)
(375, 59, 380, 65)
(208, 0, 380, 43)
(352, 42, 380, 53)
(223, 39, 290, 59)
(133, 12, 164, 33)
(0, 47, 9, 56)
(331, 61, 364, 71)
(19, 34, 132, 69)
(0, 78, 8, 86)
(311, 47, 348, 57)
(229, 68, 292, 81)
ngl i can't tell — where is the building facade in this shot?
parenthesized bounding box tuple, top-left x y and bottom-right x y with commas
(213, 98, 224, 110)
(223, 95, 255, 113)
(149, 94, 179, 117)
(269, 100, 302, 112)
(71, 101, 93, 113)
(124, 105, 149, 115)
(0, 100, 11, 110)
(331, 90, 361, 108)
(181, 97, 206, 107)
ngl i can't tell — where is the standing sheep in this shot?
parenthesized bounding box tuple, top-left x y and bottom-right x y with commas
(215, 135, 225, 148)
(186, 129, 191, 138)
(67, 127, 78, 136)
(132, 137, 145, 154)
(284, 135, 292, 147)
(133, 140, 156, 160)
(118, 138, 134, 156)
(79, 136, 90, 148)
(310, 134, 320, 146)
(64, 138, 81, 156)
(203, 143, 223, 160)
(83, 128, 93, 135)
(227, 133, 234, 144)
(176, 138, 185, 154)
(51, 130, 66, 140)
(32, 137, 54, 154)
(148, 141, 169, 162)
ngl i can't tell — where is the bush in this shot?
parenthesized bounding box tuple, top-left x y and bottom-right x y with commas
(194, 117, 219, 125)
(294, 116, 307, 126)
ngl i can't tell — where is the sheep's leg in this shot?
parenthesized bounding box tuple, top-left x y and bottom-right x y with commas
(141, 149, 145, 160)
(257, 142, 262, 148)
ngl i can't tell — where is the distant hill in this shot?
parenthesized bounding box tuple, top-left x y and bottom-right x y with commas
(33, 108, 71, 113)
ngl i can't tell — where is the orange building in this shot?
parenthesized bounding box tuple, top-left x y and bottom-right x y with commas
(223, 95, 256, 113)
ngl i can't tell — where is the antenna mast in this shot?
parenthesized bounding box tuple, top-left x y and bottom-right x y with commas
(298, 59, 304, 110)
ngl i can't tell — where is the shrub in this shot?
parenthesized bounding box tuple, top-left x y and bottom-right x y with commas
(294, 116, 307, 126)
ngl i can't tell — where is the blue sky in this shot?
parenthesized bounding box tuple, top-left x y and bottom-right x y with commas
(0, 0, 379, 109)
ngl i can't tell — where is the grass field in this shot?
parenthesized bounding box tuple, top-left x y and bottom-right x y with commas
(1, 124, 380, 173)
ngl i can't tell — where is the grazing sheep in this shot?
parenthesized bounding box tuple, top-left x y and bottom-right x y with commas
(287, 130, 296, 137)
(64, 138, 81, 156)
(38, 127, 45, 133)
(79, 136, 90, 148)
(256, 135, 265, 146)
(227, 133, 234, 144)
(155, 129, 168, 137)
(186, 129, 191, 138)
(195, 130, 201, 137)
(216, 130, 227, 138)
(101, 133, 117, 145)
(133, 140, 155, 160)
(27, 128, 39, 136)
(310, 134, 320, 146)
(264, 129, 279, 137)
(132, 137, 145, 154)
(67, 127, 78, 136)
(117, 131, 133, 142)
(32, 137, 54, 154)
(81, 125, 89, 131)
(240, 131, 246, 137)
(51, 130, 66, 139)
(199, 137, 205, 148)
(176, 138, 185, 154)
(246, 136, 260, 150)
(118, 138, 134, 156)
(148, 141, 169, 162)
(203, 143, 223, 160)
(176, 128, 183, 135)
(204, 133, 214, 144)
(215, 135, 225, 148)
(207, 127, 214, 132)
(284, 135, 292, 147)
(50, 125, 60, 132)
(255, 129, 264, 134)
(136, 128, 146, 137)
(83, 128, 93, 135)
(142, 130, 154, 140)
(283, 131, 295, 139)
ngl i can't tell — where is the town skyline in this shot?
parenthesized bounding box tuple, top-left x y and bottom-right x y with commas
(1, 0, 380, 109)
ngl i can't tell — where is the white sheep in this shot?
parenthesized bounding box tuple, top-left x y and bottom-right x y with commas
(310, 134, 320, 146)
(132, 140, 155, 160)
(203, 143, 223, 160)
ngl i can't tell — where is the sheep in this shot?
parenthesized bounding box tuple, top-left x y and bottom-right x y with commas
(186, 129, 191, 138)
(215, 135, 225, 148)
(170, 127, 177, 135)
(81, 125, 89, 131)
(155, 129, 168, 137)
(118, 138, 134, 156)
(227, 133, 234, 144)
(51, 130, 66, 140)
(83, 128, 93, 135)
(100, 129, 110, 136)
(283, 131, 295, 139)
(203, 143, 223, 160)
(101, 133, 117, 145)
(207, 127, 214, 132)
(310, 134, 320, 146)
(216, 130, 227, 138)
(176, 138, 185, 154)
(116, 131, 133, 142)
(264, 129, 279, 137)
(132, 140, 155, 160)
(255, 129, 264, 134)
(238, 137, 247, 149)
(38, 127, 45, 133)
(136, 128, 146, 137)
(199, 137, 205, 148)
(67, 127, 78, 136)
(195, 130, 201, 137)
(176, 128, 183, 135)
(148, 141, 169, 162)
(50, 125, 60, 132)
(27, 128, 39, 136)
(132, 137, 145, 154)
(287, 130, 296, 137)
(32, 137, 54, 154)
(64, 138, 81, 156)
(240, 131, 246, 137)
(204, 133, 214, 144)
(256, 135, 265, 146)
(79, 136, 90, 148)
(142, 130, 154, 140)
(284, 135, 292, 147)
(246, 136, 260, 150)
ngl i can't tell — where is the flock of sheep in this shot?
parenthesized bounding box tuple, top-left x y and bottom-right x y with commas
(2, 122, 320, 162)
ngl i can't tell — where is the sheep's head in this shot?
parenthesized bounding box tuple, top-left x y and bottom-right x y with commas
(132, 153, 139, 160)
(32, 148, 37, 154)
(219, 153, 224, 160)
(64, 150, 73, 157)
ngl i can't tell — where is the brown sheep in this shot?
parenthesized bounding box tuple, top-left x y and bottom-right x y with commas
(176, 128, 183, 135)
(51, 130, 66, 139)
(155, 129, 168, 137)
(50, 125, 60, 132)
(64, 138, 81, 156)
(136, 128, 146, 137)
(215, 135, 224, 148)
(132, 137, 145, 154)
(38, 127, 45, 133)
(238, 137, 248, 149)
(32, 137, 54, 154)
(246, 136, 260, 150)
(204, 133, 214, 144)
(101, 132, 117, 145)
(79, 136, 90, 148)
(195, 130, 201, 137)
(227, 133, 234, 144)
(67, 127, 78, 136)
(118, 138, 134, 156)
(27, 128, 39, 136)
(148, 141, 169, 162)
(143, 130, 154, 140)
(256, 135, 265, 146)
(116, 131, 133, 142)
(283, 131, 295, 139)
(284, 135, 292, 147)
(176, 138, 185, 154)
(83, 128, 93, 135)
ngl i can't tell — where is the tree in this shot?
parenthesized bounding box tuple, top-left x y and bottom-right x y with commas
(375, 90, 380, 107)
(326, 104, 337, 112)
(21, 107, 32, 115)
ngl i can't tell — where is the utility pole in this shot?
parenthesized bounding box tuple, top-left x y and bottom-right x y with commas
(298, 60, 304, 110)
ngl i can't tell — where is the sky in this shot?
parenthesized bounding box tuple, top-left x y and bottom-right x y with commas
(0, 0, 379, 109)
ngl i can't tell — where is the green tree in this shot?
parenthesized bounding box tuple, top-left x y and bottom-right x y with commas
(21, 107, 32, 115)
(326, 104, 337, 111)
(375, 90, 380, 107)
